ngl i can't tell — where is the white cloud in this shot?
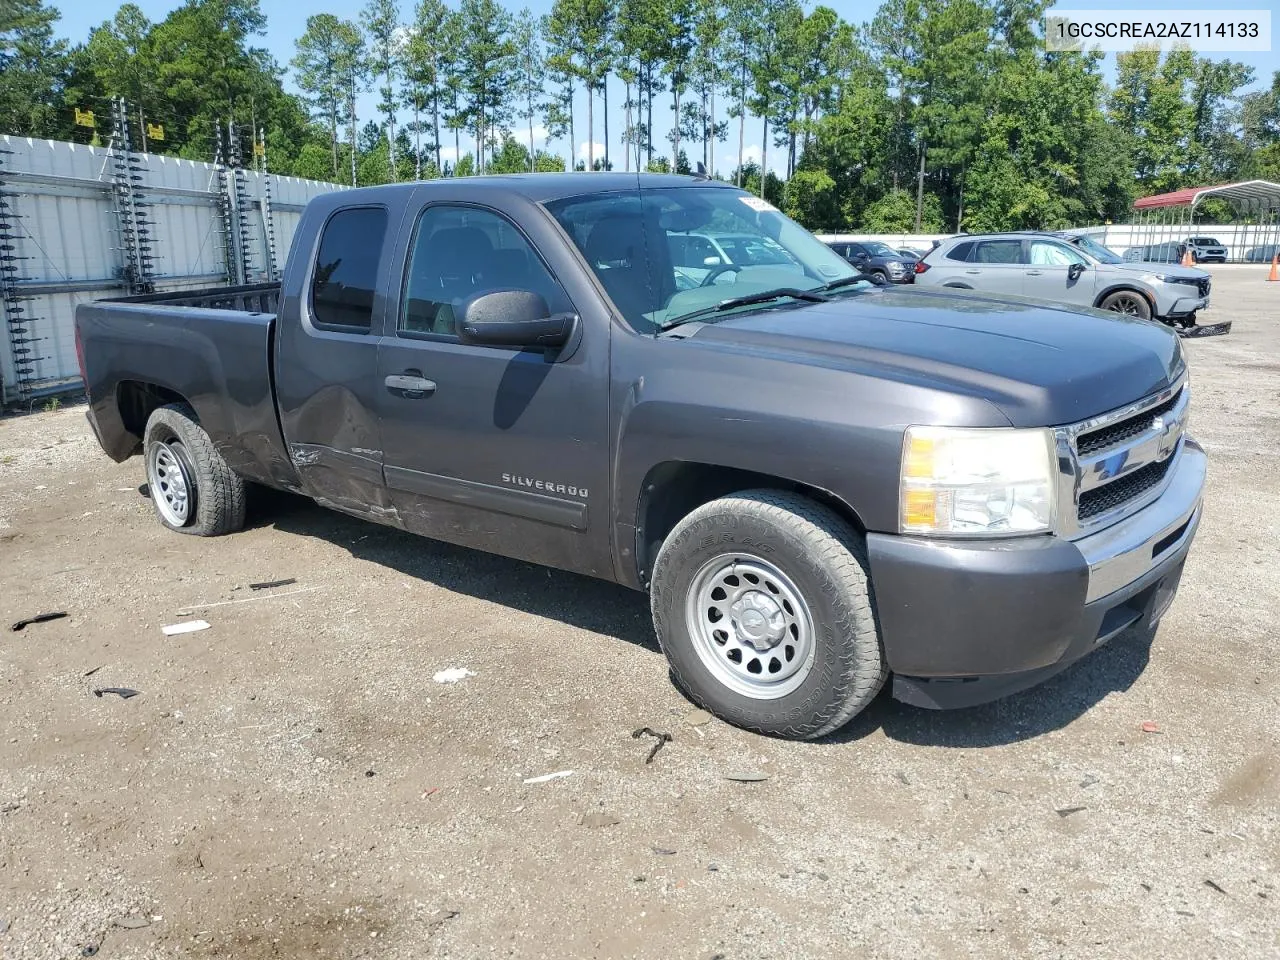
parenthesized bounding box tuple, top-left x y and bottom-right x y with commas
(528, 123, 550, 145)
(438, 145, 460, 164)
(577, 140, 607, 163)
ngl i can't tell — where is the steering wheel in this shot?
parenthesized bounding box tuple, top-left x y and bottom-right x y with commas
(699, 263, 743, 287)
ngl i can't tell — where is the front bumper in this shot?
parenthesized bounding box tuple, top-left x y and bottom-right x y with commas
(866, 437, 1206, 709)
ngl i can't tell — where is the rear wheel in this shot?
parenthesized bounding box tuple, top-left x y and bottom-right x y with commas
(649, 490, 886, 740)
(1099, 290, 1152, 320)
(143, 403, 246, 536)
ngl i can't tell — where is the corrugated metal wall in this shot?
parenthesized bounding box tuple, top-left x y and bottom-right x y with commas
(0, 135, 347, 402)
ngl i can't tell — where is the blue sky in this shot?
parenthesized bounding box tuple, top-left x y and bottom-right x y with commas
(53, 0, 1278, 176)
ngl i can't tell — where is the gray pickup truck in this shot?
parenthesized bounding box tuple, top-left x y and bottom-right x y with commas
(74, 174, 1206, 739)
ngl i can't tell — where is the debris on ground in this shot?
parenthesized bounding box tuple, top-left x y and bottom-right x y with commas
(684, 709, 713, 726)
(162, 619, 210, 636)
(249, 578, 297, 591)
(1204, 879, 1227, 895)
(432, 667, 475, 684)
(523, 770, 574, 785)
(1141, 721, 1162, 734)
(427, 908, 459, 927)
(895, 771, 910, 786)
(1055, 806, 1087, 818)
(1079, 774, 1100, 788)
(724, 771, 770, 783)
(93, 687, 141, 700)
(0, 917, 9, 933)
(581, 811, 620, 828)
(80, 946, 98, 957)
(632, 726, 673, 764)
(82, 665, 103, 677)
(421, 787, 439, 799)
(651, 846, 677, 856)
(176, 586, 319, 615)
(114, 916, 150, 930)
(10, 611, 67, 631)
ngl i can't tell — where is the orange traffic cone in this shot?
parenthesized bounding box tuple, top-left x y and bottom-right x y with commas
(1180, 247, 1194, 267)
(1269, 254, 1278, 282)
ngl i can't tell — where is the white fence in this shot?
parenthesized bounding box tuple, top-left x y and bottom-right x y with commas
(0, 135, 346, 402)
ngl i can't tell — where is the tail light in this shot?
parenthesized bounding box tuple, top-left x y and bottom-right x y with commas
(914, 260, 930, 274)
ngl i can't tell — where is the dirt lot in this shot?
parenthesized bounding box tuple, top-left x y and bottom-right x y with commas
(2, 269, 1278, 960)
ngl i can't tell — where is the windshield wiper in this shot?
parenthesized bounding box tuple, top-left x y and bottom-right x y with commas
(659, 287, 831, 331)
(819, 273, 885, 293)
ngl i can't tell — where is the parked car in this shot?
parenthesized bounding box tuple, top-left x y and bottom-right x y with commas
(894, 247, 922, 262)
(1185, 236, 1228, 263)
(916, 231, 1211, 327)
(825, 240, 916, 284)
(1124, 241, 1186, 264)
(75, 175, 1205, 739)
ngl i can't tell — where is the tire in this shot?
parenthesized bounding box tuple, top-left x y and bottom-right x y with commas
(870, 269, 889, 285)
(649, 489, 886, 740)
(1099, 289, 1152, 320)
(143, 403, 246, 536)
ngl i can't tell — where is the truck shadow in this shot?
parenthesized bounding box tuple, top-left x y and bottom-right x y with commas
(256, 489, 661, 653)
(256, 490, 1156, 748)
(829, 625, 1156, 748)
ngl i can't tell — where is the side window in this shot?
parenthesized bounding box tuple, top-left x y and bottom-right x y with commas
(1028, 240, 1085, 266)
(946, 241, 974, 262)
(973, 240, 1024, 264)
(311, 206, 388, 332)
(400, 206, 571, 338)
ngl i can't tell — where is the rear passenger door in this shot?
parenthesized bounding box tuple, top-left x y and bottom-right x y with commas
(275, 202, 400, 519)
(966, 239, 1026, 296)
(374, 198, 613, 578)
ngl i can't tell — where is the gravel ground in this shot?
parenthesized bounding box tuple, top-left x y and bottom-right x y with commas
(1, 269, 1277, 960)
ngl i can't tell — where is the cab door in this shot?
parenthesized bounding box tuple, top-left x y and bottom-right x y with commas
(274, 201, 402, 521)
(964, 238, 1027, 296)
(373, 192, 614, 579)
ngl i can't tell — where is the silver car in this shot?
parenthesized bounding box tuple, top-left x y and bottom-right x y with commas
(915, 232, 1211, 327)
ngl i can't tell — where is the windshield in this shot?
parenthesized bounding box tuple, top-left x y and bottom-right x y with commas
(860, 241, 898, 257)
(1191, 237, 1221, 245)
(1071, 235, 1125, 264)
(544, 185, 857, 333)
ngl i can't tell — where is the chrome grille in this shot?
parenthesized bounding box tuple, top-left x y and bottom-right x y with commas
(1055, 376, 1189, 538)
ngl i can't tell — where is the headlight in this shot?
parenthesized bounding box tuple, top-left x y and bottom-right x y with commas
(899, 426, 1056, 536)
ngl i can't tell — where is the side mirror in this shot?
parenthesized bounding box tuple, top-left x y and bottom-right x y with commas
(458, 290, 578, 349)
(703, 256, 722, 266)
(1068, 263, 1086, 281)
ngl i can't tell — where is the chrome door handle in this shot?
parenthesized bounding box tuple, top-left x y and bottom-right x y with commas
(384, 374, 437, 398)
(965, 269, 980, 274)
(1026, 270, 1043, 276)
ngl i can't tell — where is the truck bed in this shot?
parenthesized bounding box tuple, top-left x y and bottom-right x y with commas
(76, 282, 300, 491)
(104, 282, 280, 314)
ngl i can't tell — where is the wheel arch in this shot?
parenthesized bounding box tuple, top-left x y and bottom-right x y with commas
(1093, 283, 1155, 311)
(115, 381, 193, 454)
(633, 460, 867, 590)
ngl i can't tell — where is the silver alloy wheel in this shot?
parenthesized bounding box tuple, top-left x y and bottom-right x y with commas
(1106, 293, 1146, 316)
(147, 440, 193, 526)
(685, 554, 817, 699)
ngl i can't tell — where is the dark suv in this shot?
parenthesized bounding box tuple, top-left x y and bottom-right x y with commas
(825, 240, 915, 284)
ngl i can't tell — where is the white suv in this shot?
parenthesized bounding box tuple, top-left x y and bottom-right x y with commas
(915, 232, 1211, 328)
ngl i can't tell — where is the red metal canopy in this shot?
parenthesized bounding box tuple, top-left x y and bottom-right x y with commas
(1134, 180, 1280, 211)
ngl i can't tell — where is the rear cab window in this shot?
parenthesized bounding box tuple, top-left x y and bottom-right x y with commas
(945, 241, 974, 262)
(310, 206, 389, 332)
(973, 240, 1025, 264)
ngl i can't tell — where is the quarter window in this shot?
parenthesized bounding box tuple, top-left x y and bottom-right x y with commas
(400, 205, 570, 338)
(310, 206, 387, 332)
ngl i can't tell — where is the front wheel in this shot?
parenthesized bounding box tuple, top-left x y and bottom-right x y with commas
(1099, 290, 1152, 320)
(143, 403, 246, 536)
(649, 490, 886, 740)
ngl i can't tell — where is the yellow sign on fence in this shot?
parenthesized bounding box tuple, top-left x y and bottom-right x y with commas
(253, 141, 265, 157)
(74, 108, 95, 128)
(147, 123, 164, 141)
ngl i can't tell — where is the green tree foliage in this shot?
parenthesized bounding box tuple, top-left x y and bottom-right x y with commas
(362, 0, 402, 181)
(458, 0, 515, 173)
(0, 0, 68, 139)
(2, 0, 1274, 233)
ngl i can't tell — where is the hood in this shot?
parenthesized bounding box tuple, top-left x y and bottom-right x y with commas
(686, 288, 1185, 428)
(1118, 261, 1208, 279)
